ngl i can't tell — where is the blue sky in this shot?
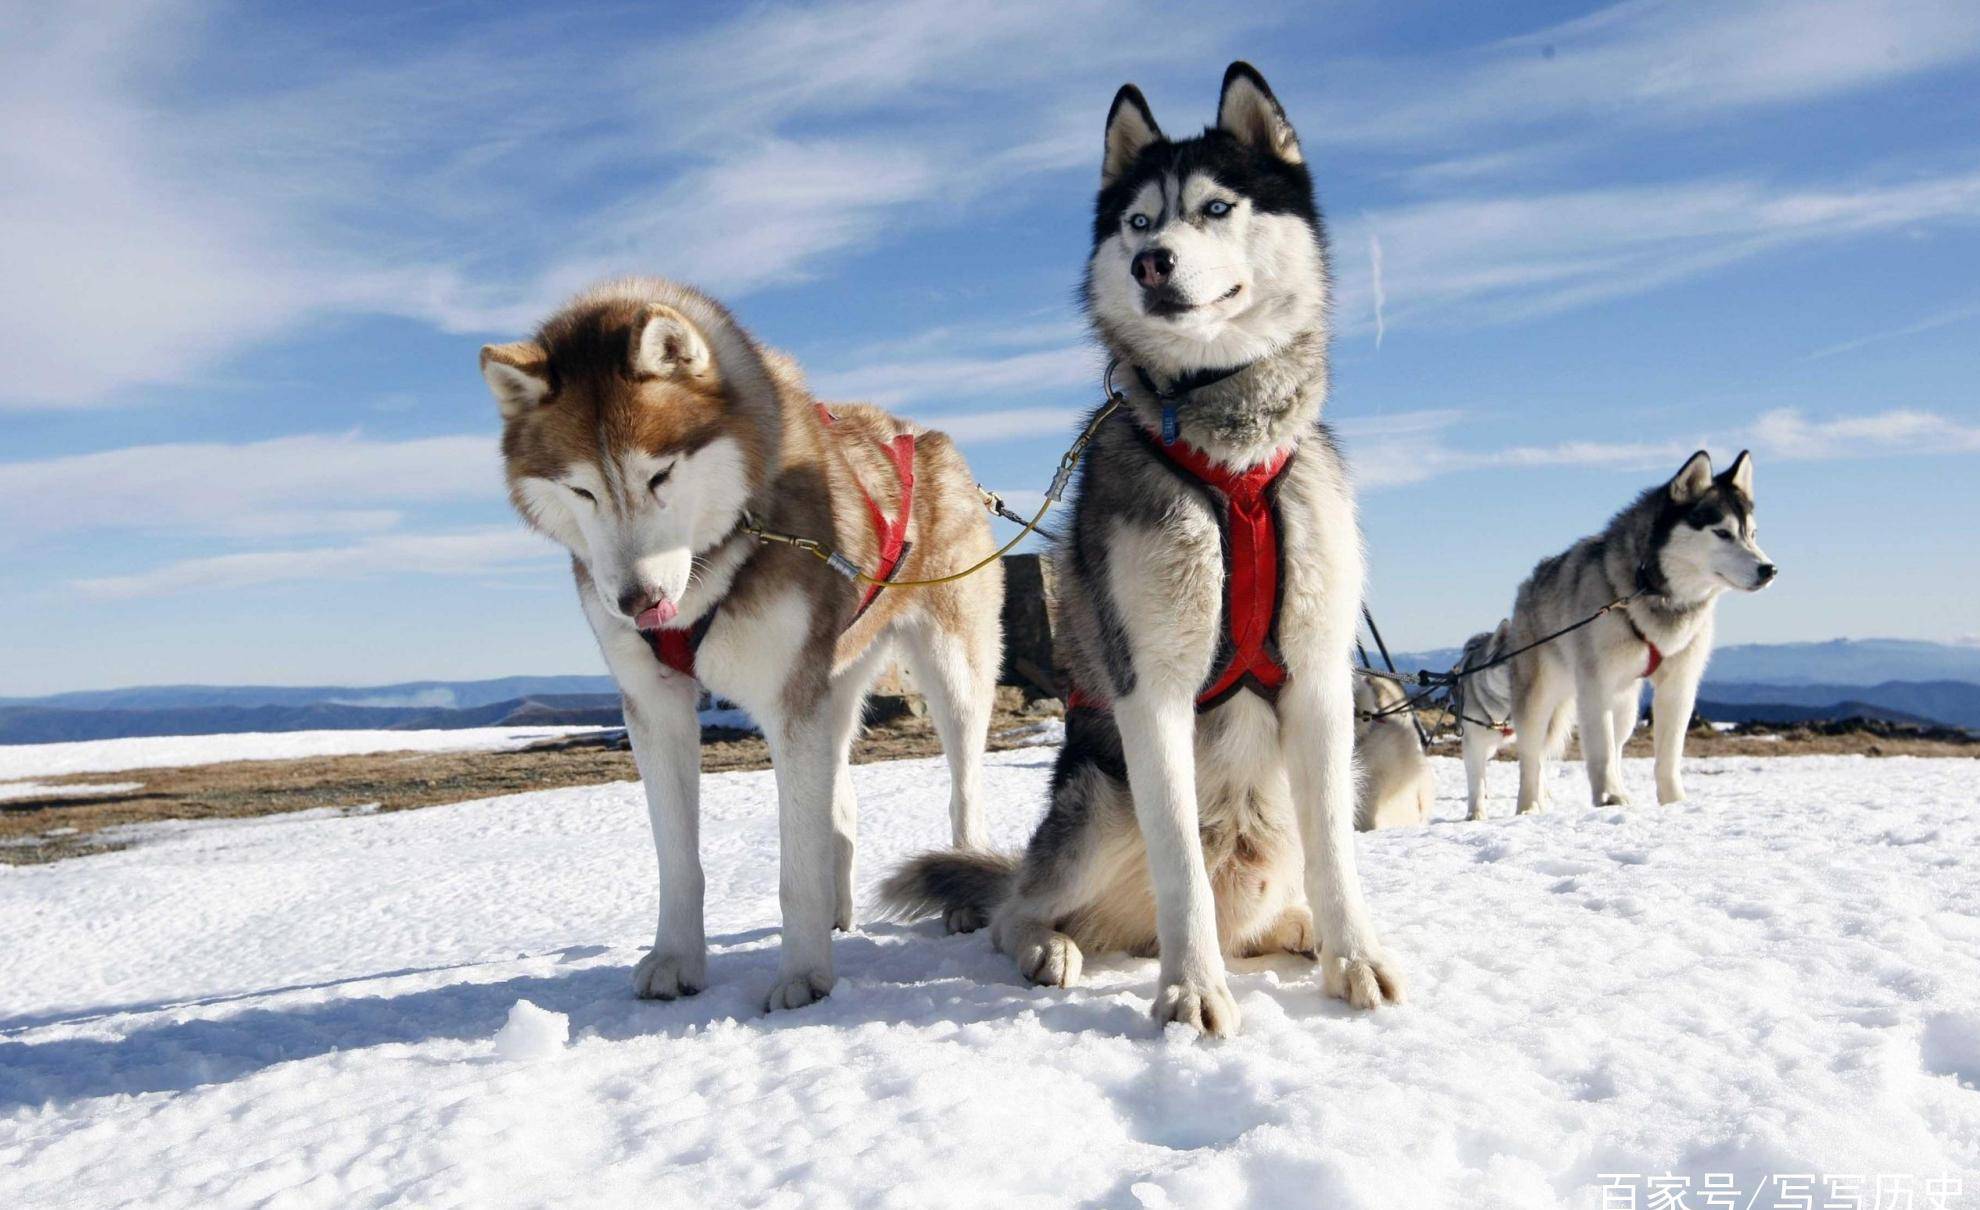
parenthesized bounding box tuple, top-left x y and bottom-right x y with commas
(3, 0, 1978, 695)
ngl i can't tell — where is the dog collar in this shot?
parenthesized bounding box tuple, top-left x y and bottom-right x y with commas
(1132, 363, 1252, 445)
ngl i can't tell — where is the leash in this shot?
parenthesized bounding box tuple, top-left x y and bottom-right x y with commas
(1352, 590, 1641, 729)
(747, 354, 1645, 739)
(743, 360, 1126, 591)
(1359, 605, 1431, 746)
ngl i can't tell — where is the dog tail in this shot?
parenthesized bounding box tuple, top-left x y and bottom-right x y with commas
(876, 849, 1018, 921)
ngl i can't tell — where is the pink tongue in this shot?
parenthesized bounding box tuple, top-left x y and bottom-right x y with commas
(634, 599, 677, 631)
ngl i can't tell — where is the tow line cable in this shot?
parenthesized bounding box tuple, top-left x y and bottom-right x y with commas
(1353, 592, 1642, 734)
(743, 360, 1125, 591)
(747, 356, 1641, 738)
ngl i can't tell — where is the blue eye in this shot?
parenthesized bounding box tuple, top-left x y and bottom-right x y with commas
(1128, 214, 1151, 231)
(1205, 200, 1232, 217)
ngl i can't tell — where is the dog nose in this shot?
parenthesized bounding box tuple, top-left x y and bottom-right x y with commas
(1132, 247, 1176, 289)
(1756, 563, 1778, 584)
(617, 586, 650, 617)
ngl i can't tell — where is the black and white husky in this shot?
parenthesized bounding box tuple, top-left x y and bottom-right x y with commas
(883, 63, 1402, 1036)
(1495, 451, 1777, 817)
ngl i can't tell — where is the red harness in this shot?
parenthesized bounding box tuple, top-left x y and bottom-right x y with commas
(645, 406, 916, 681)
(1623, 613, 1663, 678)
(1070, 427, 1295, 713)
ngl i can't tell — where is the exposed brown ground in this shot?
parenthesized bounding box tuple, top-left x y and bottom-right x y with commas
(3, 695, 1968, 866)
(1417, 712, 1980, 761)
(0, 690, 1058, 865)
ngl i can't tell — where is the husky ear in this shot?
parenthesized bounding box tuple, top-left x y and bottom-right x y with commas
(1102, 84, 1163, 186)
(1718, 449, 1754, 498)
(631, 304, 713, 381)
(1668, 450, 1714, 504)
(1492, 618, 1512, 644)
(480, 342, 551, 419)
(1217, 61, 1302, 164)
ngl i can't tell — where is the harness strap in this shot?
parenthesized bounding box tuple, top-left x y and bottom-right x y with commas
(850, 426, 916, 616)
(646, 610, 717, 680)
(645, 408, 916, 683)
(1152, 431, 1292, 710)
(1069, 421, 1295, 714)
(1621, 612, 1663, 678)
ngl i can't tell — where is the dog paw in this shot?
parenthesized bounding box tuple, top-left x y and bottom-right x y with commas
(631, 949, 705, 1000)
(1657, 781, 1686, 806)
(944, 905, 988, 935)
(1597, 789, 1631, 807)
(1017, 931, 1083, 987)
(1243, 905, 1317, 959)
(1466, 806, 1487, 822)
(1516, 799, 1545, 815)
(1152, 975, 1241, 1037)
(1321, 950, 1405, 1010)
(764, 969, 834, 1012)
(1277, 906, 1318, 958)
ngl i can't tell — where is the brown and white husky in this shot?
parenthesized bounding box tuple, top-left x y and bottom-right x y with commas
(482, 278, 1003, 1013)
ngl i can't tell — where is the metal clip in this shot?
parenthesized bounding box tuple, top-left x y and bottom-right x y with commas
(1046, 460, 1076, 503)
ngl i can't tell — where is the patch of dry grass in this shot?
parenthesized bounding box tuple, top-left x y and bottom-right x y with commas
(0, 692, 1058, 865)
(4, 698, 1967, 865)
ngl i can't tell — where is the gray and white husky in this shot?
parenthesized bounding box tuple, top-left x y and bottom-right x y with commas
(882, 63, 1402, 1036)
(1453, 620, 1516, 822)
(1498, 451, 1776, 817)
(1353, 672, 1434, 831)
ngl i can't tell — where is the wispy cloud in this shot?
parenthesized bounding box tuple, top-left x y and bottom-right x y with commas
(1343, 404, 1980, 490)
(1749, 407, 1980, 457)
(1340, 410, 1691, 491)
(1307, 0, 1980, 149)
(12, 0, 1980, 408)
(1807, 303, 1980, 360)
(917, 407, 1088, 444)
(813, 345, 1098, 410)
(0, 433, 499, 542)
(1338, 170, 1980, 331)
(0, 2, 1251, 409)
(1367, 232, 1387, 348)
(71, 529, 554, 598)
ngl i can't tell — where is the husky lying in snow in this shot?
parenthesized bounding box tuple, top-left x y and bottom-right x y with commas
(883, 63, 1402, 1036)
(482, 279, 1003, 1012)
(1352, 673, 1434, 830)
(1499, 451, 1776, 816)
(1454, 620, 1517, 822)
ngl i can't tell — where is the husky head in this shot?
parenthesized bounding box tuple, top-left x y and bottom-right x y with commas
(1649, 450, 1777, 600)
(1084, 62, 1327, 375)
(482, 282, 773, 631)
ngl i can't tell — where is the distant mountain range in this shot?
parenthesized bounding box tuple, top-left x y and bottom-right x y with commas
(1691, 697, 1940, 728)
(1371, 638, 1980, 732)
(2, 639, 1975, 744)
(0, 694, 627, 745)
(1379, 637, 1980, 687)
(0, 675, 618, 714)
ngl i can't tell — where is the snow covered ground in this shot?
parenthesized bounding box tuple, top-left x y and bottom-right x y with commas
(2, 747, 1976, 1208)
(0, 725, 611, 780)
